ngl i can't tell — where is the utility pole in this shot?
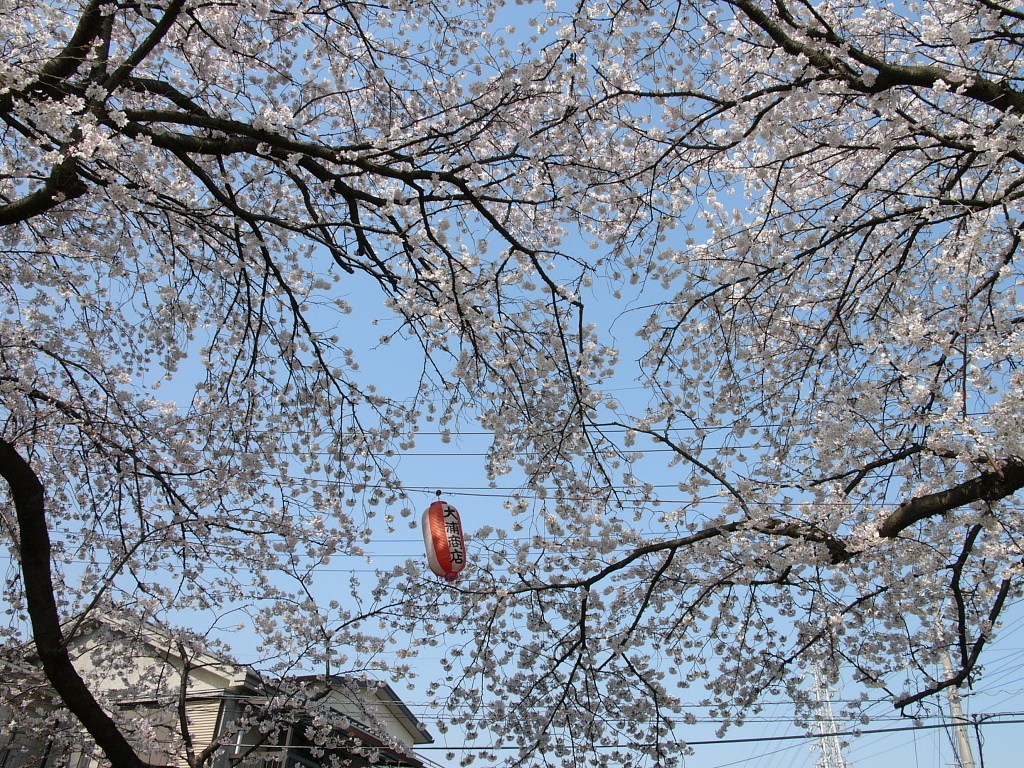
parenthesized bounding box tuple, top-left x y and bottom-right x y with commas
(940, 649, 978, 768)
(810, 666, 852, 768)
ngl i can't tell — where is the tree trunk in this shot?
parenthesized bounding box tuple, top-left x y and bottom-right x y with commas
(0, 437, 150, 768)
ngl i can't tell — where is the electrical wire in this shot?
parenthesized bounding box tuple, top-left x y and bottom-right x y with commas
(407, 715, 1024, 751)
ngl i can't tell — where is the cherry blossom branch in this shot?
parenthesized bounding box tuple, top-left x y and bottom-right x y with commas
(728, 0, 1024, 112)
(808, 444, 930, 495)
(510, 522, 745, 595)
(895, 573, 1014, 709)
(623, 425, 752, 516)
(0, 0, 106, 110)
(513, 456, 1024, 597)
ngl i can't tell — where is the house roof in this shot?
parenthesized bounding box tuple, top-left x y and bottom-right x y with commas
(11, 608, 435, 759)
(292, 675, 434, 745)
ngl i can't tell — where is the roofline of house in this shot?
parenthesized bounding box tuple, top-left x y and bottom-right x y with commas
(291, 675, 434, 745)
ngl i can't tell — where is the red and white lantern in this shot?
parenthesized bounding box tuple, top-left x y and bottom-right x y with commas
(423, 500, 467, 581)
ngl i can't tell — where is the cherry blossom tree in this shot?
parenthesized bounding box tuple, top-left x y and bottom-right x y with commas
(379, 0, 1024, 765)
(3, 0, 1024, 767)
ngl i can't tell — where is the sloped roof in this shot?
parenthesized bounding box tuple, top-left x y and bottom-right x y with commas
(292, 674, 434, 745)
(20, 609, 434, 751)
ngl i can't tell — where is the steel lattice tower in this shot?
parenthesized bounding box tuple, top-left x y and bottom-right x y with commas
(810, 667, 852, 768)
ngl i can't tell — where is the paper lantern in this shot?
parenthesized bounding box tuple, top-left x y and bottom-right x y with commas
(423, 500, 467, 581)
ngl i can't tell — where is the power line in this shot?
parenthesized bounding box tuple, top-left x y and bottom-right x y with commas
(411, 714, 1024, 751)
(4, 447, 901, 506)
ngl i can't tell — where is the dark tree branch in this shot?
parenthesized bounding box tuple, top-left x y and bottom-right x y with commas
(124, 76, 209, 116)
(0, 157, 88, 225)
(512, 456, 1024, 596)
(511, 522, 744, 594)
(729, 0, 1024, 113)
(895, 573, 1014, 710)
(807, 443, 930, 494)
(176, 643, 198, 768)
(0, 437, 150, 768)
(102, 0, 187, 94)
(878, 458, 1024, 538)
(0, 0, 106, 112)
